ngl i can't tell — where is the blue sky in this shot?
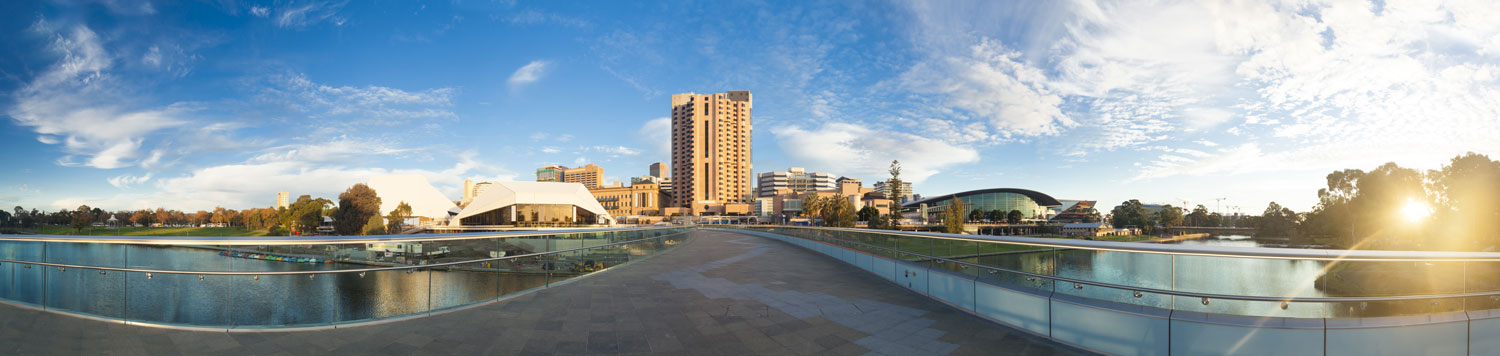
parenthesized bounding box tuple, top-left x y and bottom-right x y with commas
(2, 0, 1498, 215)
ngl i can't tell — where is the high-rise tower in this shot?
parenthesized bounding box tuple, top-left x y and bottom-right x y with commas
(670, 91, 752, 212)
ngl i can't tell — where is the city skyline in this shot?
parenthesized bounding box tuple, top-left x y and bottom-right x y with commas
(3, 1, 1499, 214)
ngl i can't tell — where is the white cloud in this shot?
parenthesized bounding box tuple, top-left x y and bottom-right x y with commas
(637, 117, 670, 159)
(900, 38, 1073, 139)
(107, 173, 152, 188)
(508, 60, 552, 88)
(8, 24, 188, 169)
(249, 6, 270, 17)
(589, 145, 641, 156)
(540, 147, 560, 154)
(772, 122, 979, 183)
(53, 148, 514, 211)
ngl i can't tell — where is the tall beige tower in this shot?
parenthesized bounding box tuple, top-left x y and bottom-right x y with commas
(670, 90, 752, 211)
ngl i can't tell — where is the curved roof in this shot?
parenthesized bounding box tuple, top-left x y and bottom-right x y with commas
(901, 188, 1063, 208)
(367, 174, 459, 219)
(456, 181, 614, 225)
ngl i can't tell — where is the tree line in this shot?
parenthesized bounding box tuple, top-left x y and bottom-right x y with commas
(0, 183, 419, 237)
(1247, 153, 1500, 250)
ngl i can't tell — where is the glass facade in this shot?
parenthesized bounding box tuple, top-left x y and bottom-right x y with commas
(924, 192, 1047, 220)
(459, 204, 600, 226)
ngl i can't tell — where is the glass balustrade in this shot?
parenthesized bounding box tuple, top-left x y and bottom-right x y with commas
(723, 225, 1500, 320)
(0, 227, 690, 328)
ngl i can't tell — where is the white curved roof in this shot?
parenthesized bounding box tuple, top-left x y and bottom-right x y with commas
(367, 174, 459, 220)
(456, 181, 614, 225)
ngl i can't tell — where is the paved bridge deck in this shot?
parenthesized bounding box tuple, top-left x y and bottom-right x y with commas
(0, 230, 1079, 355)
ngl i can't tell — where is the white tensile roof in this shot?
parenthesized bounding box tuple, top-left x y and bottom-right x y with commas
(456, 181, 614, 225)
(367, 174, 459, 219)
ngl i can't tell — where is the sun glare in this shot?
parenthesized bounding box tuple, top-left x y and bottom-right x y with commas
(1400, 199, 1431, 223)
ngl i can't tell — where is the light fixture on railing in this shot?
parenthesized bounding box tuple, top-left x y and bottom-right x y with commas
(99, 270, 106, 276)
(58, 266, 65, 272)
(308, 275, 315, 280)
(1202, 297, 1210, 305)
(253, 275, 259, 281)
(1281, 301, 1289, 310)
(358, 272, 366, 278)
(198, 275, 204, 281)
(146, 273, 152, 279)
(1073, 283, 1083, 290)
(1133, 291, 1143, 298)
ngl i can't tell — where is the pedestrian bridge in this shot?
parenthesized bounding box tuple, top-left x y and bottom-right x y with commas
(1, 226, 1495, 355)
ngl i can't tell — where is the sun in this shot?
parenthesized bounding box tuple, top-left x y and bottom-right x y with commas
(1400, 199, 1431, 223)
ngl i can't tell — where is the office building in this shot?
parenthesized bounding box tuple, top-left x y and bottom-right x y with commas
(874, 180, 915, 203)
(649, 162, 668, 179)
(276, 192, 290, 209)
(563, 164, 604, 189)
(536, 165, 566, 183)
(670, 90, 753, 214)
(756, 167, 836, 197)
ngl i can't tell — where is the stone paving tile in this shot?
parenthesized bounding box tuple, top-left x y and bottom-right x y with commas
(0, 229, 1085, 355)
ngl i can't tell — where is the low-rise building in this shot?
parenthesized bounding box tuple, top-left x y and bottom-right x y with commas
(455, 181, 615, 226)
(1061, 222, 1112, 237)
(757, 167, 836, 197)
(590, 182, 666, 221)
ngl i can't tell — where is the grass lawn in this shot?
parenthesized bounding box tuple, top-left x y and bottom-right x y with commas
(26, 225, 267, 237)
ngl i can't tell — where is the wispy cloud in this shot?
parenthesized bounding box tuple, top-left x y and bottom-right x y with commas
(107, 173, 152, 188)
(249, 6, 269, 18)
(508, 60, 552, 89)
(272, 1, 348, 29)
(772, 122, 980, 183)
(8, 24, 188, 169)
(504, 10, 589, 28)
(256, 72, 457, 131)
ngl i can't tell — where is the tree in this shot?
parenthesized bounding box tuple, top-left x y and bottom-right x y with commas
(986, 209, 1004, 223)
(886, 160, 903, 230)
(943, 195, 966, 234)
(1111, 200, 1153, 234)
(153, 208, 170, 227)
(386, 201, 413, 234)
(825, 196, 857, 228)
(1186, 205, 1211, 226)
(335, 184, 382, 235)
(1427, 153, 1500, 248)
(289, 195, 333, 233)
(362, 215, 385, 235)
(70, 205, 94, 232)
(1006, 209, 1024, 224)
(1256, 202, 1300, 237)
(968, 209, 984, 222)
(1157, 205, 1184, 228)
(857, 206, 880, 222)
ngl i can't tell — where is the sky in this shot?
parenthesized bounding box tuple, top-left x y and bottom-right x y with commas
(2, 0, 1498, 215)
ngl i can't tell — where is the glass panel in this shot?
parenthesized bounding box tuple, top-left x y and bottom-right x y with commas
(1052, 249, 1171, 309)
(329, 268, 431, 324)
(128, 271, 231, 326)
(431, 261, 500, 311)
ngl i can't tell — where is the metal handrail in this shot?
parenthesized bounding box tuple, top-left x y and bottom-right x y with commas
(0, 231, 688, 276)
(0, 226, 686, 246)
(736, 225, 1500, 262)
(719, 227, 1500, 304)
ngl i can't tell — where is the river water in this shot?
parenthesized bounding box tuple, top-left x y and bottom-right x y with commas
(0, 241, 636, 326)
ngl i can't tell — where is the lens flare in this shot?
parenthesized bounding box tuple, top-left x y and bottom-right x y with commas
(1400, 199, 1431, 223)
